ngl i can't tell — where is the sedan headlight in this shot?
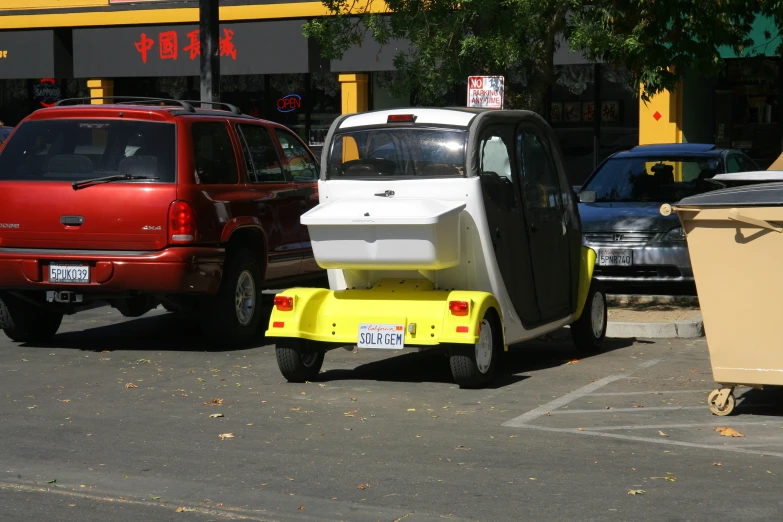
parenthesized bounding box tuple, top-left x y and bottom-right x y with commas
(662, 227, 686, 242)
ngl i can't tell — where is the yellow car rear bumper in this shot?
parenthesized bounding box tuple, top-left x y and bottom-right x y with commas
(265, 279, 503, 348)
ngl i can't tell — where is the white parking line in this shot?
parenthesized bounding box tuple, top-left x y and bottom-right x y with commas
(579, 421, 774, 431)
(587, 390, 710, 396)
(502, 357, 665, 428)
(517, 424, 783, 459)
(547, 406, 704, 415)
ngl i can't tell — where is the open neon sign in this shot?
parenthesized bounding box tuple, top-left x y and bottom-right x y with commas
(277, 94, 301, 113)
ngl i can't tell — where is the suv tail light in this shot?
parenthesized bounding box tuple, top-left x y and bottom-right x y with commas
(168, 201, 196, 244)
(274, 296, 294, 311)
(449, 301, 469, 316)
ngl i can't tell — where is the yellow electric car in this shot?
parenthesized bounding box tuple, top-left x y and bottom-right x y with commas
(267, 108, 607, 388)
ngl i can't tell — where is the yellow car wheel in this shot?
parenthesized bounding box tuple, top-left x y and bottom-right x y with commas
(449, 309, 501, 389)
(276, 339, 325, 383)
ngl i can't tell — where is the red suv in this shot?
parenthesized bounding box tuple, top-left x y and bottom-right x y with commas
(0, 97, 323, 345)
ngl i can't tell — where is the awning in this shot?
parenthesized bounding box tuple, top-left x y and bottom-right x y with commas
(73, 20, 313, 78)
(0, 30, 72, 79)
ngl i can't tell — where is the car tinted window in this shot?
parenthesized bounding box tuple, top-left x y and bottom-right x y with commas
(518, 127, 562, 215)
(737, 154, 757, 172)
(274, 129, 318, 183)
(727, 155, 742, 173)
(191, 122, 238, 185)
(582, 156, 722, 202)
(237, 125, 285, 183)
(0, 120, 176, 183)
(327, 128, 466, 179)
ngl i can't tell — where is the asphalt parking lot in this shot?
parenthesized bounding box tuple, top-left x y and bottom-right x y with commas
(2, 306, 783, 521)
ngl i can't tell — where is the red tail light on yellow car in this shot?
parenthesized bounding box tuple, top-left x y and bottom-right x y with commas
(274, 296, 294, 311)
(168, 201, 196, 244)
(449, 301, 469, 316)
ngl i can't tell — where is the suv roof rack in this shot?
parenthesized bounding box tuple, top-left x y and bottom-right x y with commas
(54, 97, 242, 115)
(179, 100, 242, 115)
(56, 96, 196, 112)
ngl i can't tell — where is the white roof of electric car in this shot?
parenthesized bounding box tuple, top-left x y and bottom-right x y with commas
(338, 108, 481, 129)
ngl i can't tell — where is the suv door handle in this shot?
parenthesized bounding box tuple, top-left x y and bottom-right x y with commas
(61, 216, 84, 226)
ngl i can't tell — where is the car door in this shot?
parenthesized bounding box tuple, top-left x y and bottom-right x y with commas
(189, 119, 245, 244)
(235, 123, 302, 280)
(273, 127, 321, 275)
(477, 125, 540, 326)
(517, 124, 572, 322)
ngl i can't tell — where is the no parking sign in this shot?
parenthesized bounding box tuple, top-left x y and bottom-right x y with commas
(467, 76, 504, 109)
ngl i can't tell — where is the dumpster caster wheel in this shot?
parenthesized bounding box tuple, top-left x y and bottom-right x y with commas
(708, 389, 736, 416)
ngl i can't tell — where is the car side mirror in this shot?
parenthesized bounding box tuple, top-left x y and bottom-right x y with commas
(578, 190, 596, 203)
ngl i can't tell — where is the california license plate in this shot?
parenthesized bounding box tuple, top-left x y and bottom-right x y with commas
(357, 324, 405, 349)
(49, 263, 90, 283)
(598, 249, 633, 266)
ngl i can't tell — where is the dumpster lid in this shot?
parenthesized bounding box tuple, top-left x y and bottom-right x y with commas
(678, 182, 783, 208)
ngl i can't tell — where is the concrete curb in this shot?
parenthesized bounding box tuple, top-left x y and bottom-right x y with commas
(606, 315, 704, 339)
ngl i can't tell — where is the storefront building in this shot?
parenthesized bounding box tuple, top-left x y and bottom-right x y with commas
(0, 0, 409, 154)
(0, 2, 779, 175)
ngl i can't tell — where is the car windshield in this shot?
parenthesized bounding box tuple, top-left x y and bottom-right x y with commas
(582, 156, 722, 202)
(0, 120, 176, 183)
(326, 128, 466, 179)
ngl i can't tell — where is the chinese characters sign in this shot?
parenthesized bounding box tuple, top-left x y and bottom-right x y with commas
(134, 29, 236, 64)
(554, 100, 621, 123)
(74, 20, 310, 78)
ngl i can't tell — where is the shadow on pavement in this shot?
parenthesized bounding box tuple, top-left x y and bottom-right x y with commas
(19, 305, 276, 353)
(318, 349, 529, 388)
(730, 386, 783, 417)
(316, 335, 637, 388)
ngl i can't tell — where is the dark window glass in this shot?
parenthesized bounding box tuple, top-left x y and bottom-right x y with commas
(237, 125, 285, 183)
(0, 120, 176, 183)
(582, 156, 723, 202)
(737, 154, 758, 172)
(327, 128, 466, 179)
(191, 122, 238, 185)
(727, 155, 742, 173)
(275, 129, 318, 182)
(518, 128, 562, 216)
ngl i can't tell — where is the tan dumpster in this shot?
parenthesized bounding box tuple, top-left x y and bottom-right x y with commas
(670, 183, 783, 416)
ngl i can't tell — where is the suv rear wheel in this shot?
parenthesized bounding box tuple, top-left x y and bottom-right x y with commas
(201, 248, 263, 346)
(0, 293, 63, 343)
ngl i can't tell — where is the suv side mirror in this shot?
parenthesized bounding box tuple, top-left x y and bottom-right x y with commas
(578, 190, 596, 203)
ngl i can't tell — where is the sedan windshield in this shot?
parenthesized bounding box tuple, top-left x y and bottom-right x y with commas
(327, 128, 466, 179)
(582, 156, 722, 202)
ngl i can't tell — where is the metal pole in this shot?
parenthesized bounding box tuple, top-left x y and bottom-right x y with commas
(593, 62, 601, 169)
(199, 0, 220, 104)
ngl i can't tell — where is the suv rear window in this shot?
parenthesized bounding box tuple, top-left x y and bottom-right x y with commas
(327, 128, 466, 179)
(0, 120, 176, 183)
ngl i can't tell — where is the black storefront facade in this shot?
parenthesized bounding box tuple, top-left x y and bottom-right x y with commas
(0, 19, 408, 152)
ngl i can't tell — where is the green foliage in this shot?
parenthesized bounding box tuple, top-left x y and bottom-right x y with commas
(304, 0, 762, 109)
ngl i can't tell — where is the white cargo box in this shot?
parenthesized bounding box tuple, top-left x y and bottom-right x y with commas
(302, 198, 466, 270)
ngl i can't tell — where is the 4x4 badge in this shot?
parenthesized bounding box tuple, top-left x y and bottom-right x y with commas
(142, 225, 162, 231)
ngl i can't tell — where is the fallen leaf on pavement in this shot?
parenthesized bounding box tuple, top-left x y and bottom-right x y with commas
(510, 435, 519, 438)
(351, 398, 357, 402)
(545, 412, 551, 416)
(407, 409, 416, 412)
(203, 398, 224, 406)
(124, 383, 138, 389)
(298, 506, 305, 510)
(455, 445, 470, 450)
(578, 428, 584, 431)
(713, 462, 723, 466)
(218, 433, 234, 440)
(149, 495, 160, 500)
(659, 431, 669, 437)
(716, 427, 744, 437)
(209, 413, 224, 418)
(651, 476, 676, 482)
(633, 405, 644, 408)
(627, 489, 646, 495)
(358, 484, 370, 490)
